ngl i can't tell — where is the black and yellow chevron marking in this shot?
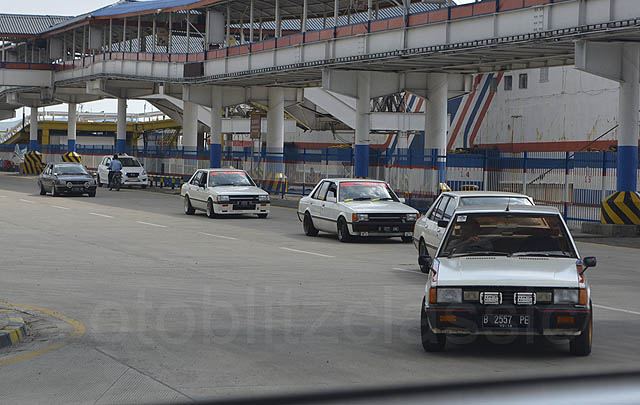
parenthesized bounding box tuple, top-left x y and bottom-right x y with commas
(61, 152, 82, 163)
(22, 151, 44, 174)
(149, 175, 185, 189)
(261, 173, 288, 195)
(601, 191, 640, 225)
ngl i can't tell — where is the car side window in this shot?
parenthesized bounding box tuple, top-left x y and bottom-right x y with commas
(191, 171, 202, 185)
(428, 196, 444, 221)
(443, 197, 457, 220)
(433, 196, 450, 221)
(326, 183, 337, 201)
(200, 172, 208, 187)
(314, 181, 330, 200)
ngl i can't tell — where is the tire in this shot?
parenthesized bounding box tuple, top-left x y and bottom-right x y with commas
(570, 303, 592, 356)
(184, 196, 195, 215)
(419, 240, 431, 274)
(337, 218, 352, 243)
(114, 177, 121, 191)
(421, 298, 446, 352)
(141, 185, 147, 189)
(97, 174, 102, 187)
(303, 212, 319, 236)
(257, 213, 268, 219)
(39, 183, 46, 195)
(88, 190, 96, 197)
(206, 199, 216, 218)
(401, 236, 413, 243)
(51, 184, 58, 197)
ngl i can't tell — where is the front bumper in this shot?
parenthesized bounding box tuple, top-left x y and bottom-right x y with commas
(213, 201, 270, 215)
(425, 304, 590, 336)
(122, 176, 148, 186)
(349, 221, 416, 237)
(54, 184, 97, 193)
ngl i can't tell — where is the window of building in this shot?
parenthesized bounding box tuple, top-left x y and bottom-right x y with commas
(504, 75, 513, 91)
(490, 77, 499, 93)
(519, 73, 528, 89)
(539, 67, 549, 83)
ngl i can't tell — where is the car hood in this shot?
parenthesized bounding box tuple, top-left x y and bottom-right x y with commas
(54, 174, 93, 181)
(341, 200, 417, 213)
(209, 185, 267, 195)
(436, 256, 579, 287)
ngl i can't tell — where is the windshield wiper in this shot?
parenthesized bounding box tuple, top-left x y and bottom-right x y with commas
(447, 251, 511, 258)
(371, 197, 394, 202)
(511, 251, 571, 258)
(212, 183, 237, 187)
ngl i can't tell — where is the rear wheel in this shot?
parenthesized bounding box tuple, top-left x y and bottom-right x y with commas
(419, 240, 431, 274)
(39, 183, 46, 195)
(337, 218, 352, 243)
(303, 212, 319, 236)
(184, 196, 195, 215)
(141, 185, 147, 189)
(88, 190, 96, 197)
(421, 298, 446, 352)
(206, 199, 216, 218)
(570, 303, 592, 356)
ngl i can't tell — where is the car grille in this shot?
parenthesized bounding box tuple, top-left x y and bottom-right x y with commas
(126, 173, 139, 178)
(462, 287, 555, 304)
(70, 180, 87, 185)
(366, 213, 407, 222)
(228, 195, 260, 210)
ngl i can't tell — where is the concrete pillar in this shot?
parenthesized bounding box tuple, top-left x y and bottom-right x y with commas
(210, 86, 222, 168)
(617, 44, 640, 192)
(116, 98, 127, 153)
(355, 71, 371, 178)
(29, 107, 38, 151)
(68, 103, 77, 152)
(182, 100, 198, 150)
(267, 87, 285, 174)
(225, 133, 233, 161)
(425, 73, 448, 184)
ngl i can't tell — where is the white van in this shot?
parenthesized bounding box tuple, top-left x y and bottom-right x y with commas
(97, 154, 149, 188)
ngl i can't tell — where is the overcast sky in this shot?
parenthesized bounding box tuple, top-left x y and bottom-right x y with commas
(2, 0, 475, 122)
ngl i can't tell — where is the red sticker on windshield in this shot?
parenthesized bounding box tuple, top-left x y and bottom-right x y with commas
(210, 171, 244, 176)
(341, 182, 385, 187)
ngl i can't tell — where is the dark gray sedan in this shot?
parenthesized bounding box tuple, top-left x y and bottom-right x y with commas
(38, 162, 97, 197)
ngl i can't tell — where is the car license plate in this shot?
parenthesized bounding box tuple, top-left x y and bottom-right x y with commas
(482, 314, 531, 329)
(377, 226, 400, 233)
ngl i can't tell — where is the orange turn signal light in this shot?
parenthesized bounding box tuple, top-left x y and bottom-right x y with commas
(429, 288, 438, 304)
(440, 315, 456, 322)
(579, 288, 588, 305)
(557, 316, 575, 324)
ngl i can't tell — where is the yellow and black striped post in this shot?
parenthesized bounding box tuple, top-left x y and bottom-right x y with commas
(601, 191, 640, 225)
(61, 151, 82, 163)
(22, 151, 44, 174)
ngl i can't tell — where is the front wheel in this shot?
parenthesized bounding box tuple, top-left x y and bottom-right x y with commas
(337, 218, 352, 243)
(88, 190, 96, 197)
(257, 213, 268, 219)
(51, 185, 58, 197)
(141, 185, 147, 189)
(206, 199, 216, 218)
(570, 303, 592, 356)
(39, 183, 46, 195)
(114, 177, 121, 191)
(419, 240, 431, 274)
(421, 298, 446, 352)
(303, 213, 319, 236)
(97, 174, 102, 187)
(401, 236, 413, 243)
(184, 196, 195, 215)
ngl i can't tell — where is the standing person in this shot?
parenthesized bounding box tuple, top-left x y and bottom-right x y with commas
(108, 154, 123, 190)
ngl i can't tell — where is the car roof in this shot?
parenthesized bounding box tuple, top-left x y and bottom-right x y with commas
(318, 178, 387, 184)
(444, 191, 532, 198)
(53, 162, 83, 165)
(453, 205, 560, 215)
(202, 168, 245, 172)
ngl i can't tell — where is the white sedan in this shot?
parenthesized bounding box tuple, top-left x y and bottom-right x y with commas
(420, 205, 595, 356)
(297, 179, 419, 242)
(414, 191, 534, 272)
(181, 168, 270, 218)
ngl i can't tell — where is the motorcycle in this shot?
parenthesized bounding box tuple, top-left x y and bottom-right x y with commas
(110, 170, 122, 191)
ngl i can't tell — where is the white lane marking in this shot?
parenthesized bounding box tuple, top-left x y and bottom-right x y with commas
(19, 199, 35, 204)
(198, 232, 237, 241)
(52, 205, 70, 210)
(0, 195, 6, 198)
(594, 304, 640, 316)
(136, 221, 167, 228)
(89, 212, 114, 219)
(393, 267, 424, 274)
(279, 247, 334, 258)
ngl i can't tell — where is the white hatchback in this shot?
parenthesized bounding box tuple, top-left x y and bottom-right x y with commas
(96, 154, 149, 188)
(414, 191, 534, 272)
(297, 179, 419, 242)
(181, 168, 270, 218)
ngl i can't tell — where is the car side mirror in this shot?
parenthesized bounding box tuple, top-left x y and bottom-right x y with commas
(581, 257, 597, 274)
(398, 197, 406, 203)
(326, 196, 337, 203)
(437, 220, 449, 228)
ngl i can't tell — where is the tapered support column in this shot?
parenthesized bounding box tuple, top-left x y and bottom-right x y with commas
(182, 100, 198, 150)
(618, 44, 640, 192)
(266, 87, 285, 174)
(116, 98, 127, 153)
(29, 107, 38, 151)
(210, 86, 222, 168)
(354, 72, 371, 178)
(68, 103, 77, 152)
(425, 73, 448, 184)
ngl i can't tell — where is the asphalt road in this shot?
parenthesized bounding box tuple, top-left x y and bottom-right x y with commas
(1, 172, 639, 404)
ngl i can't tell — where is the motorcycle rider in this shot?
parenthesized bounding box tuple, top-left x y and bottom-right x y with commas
(108, 154, 123, 190)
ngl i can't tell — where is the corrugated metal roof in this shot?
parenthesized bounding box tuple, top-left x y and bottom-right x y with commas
(92, 0, 204, 17)
(0, 14, 72, 36)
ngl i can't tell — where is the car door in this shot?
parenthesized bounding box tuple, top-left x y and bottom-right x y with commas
(99, 157, 110, 184)
(424, 195, 450, 257)
(309, 181, 330, 230)
(189, 171, 205, 209)
(41, 164, 51, 190)
(320, 182, 339, 232)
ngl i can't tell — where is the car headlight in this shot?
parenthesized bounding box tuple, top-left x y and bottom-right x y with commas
(352, 213, 368, 222)
(406, 213, 418, 222)
(553, 289, 579, 304)
(437, 288, 462, 303)
(56, 178, 66, 184)
(259, 195, 269, 202)
(216, 195, 230, 202)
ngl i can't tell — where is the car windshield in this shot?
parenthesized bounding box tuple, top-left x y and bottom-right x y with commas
(339, 181, 396, 202)
(459, 196, 532, 206)
(439, 213, 575, 258)
(118, 157, 141, 167)
(54, 164, 89, 175)
(208, 171, 253, 187)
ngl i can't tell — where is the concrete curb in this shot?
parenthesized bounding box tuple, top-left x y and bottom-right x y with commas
(138, 186, 301, 209)
(0, 314, 27, 349)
